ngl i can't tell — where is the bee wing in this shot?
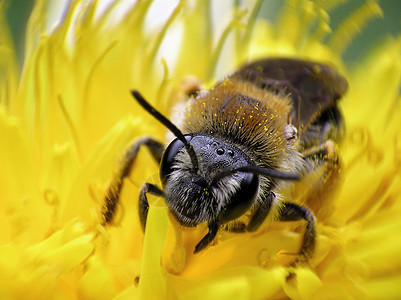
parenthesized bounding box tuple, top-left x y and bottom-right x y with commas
(229, 58, 348, 131)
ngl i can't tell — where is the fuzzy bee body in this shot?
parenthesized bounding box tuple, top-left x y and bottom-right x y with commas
(168, 79, 303, 228)
(102, 58, 348, 261)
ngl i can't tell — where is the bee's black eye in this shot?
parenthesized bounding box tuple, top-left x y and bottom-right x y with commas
(160, 135, 192, 184)
(218, 171, 259, 223)
(216, 148, 225, 155)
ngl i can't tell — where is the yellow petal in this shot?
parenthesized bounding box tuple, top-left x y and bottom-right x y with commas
(79, 256, 118, 300)
(283, 268, 323, 300)
(138, 205, 170, 299)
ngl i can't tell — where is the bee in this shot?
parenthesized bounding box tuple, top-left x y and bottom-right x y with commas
(101, 58, 348, 261)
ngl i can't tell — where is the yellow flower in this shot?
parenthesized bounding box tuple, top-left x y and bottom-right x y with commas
(1, 0, 400, 299)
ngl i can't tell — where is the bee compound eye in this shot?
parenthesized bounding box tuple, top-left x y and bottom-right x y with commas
(219, 171, 260, 223)
(160, 136, 190, 184)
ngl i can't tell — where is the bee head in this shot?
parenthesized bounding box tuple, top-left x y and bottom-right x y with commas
(160, 134, 260, 226)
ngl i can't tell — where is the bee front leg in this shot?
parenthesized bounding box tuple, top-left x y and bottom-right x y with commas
(139, 183, 165, 230)
(101, 137, 164, 225)
(247, 191, 274, 232)
(194, 221, 220, 253)
(278, 202, 316, 262)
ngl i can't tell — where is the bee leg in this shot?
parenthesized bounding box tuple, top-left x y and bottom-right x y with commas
(226, 222, 246, 232)
(139, 183, 165, 230)
(302, 139, 337, 162)
(180, 76, 203, 98)
(278, 202, 316, 262)
(194, 221, 220, 253)
(101, 137, 164, 225)
(247, 191, 274, 232)
(121, 137, 165, 177)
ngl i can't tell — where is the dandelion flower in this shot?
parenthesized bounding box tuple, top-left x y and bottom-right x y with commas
(0, 0, 400, 299)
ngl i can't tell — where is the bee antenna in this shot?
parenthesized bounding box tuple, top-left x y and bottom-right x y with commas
(211, 165, 300, 186)
(131, 90, 199, 171)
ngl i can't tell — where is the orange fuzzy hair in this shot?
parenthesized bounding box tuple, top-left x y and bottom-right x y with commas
(182, 79, 292, 170)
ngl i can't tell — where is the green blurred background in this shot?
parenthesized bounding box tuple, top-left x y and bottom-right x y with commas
(5, 0, 401, 71)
